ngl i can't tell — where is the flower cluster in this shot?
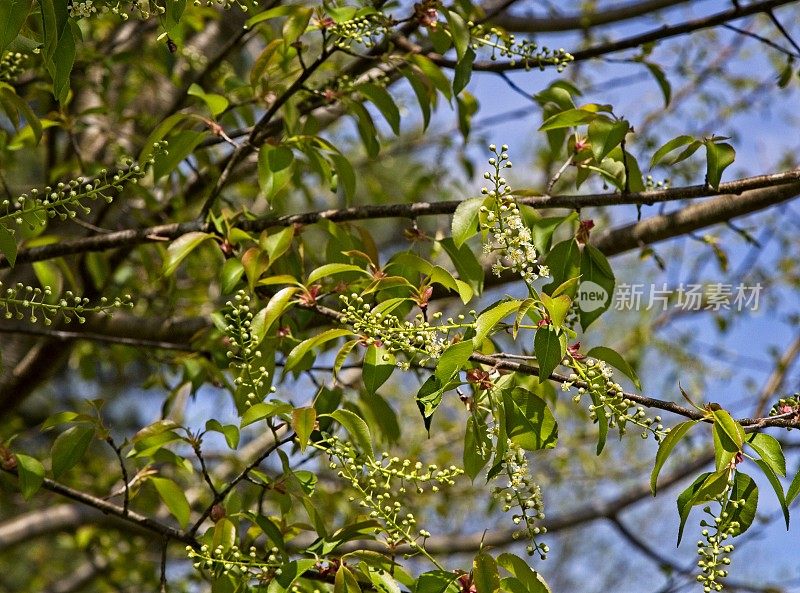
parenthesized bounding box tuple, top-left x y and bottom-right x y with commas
(192, 0, 255, 10)
(187, 543, 283, 581)
(491, 441, 548, 559)
(696, 504, 736, 592)
(338, 293, 455, 361)
(0, 51, 27, 83)
(770, 393, 800, 421)
(69, 0, 99, 18)
(321, 435, 460, 565)
(223, 291, 275, 408)
(562, 357, 664, 441)
(480, 146, 548, 285)
(644, 174, 671, 191)
(0, 282, 132, 324)
(470, 26, 574, 72)
(0, 143, 164, 234)
(324, 13, 392, 49)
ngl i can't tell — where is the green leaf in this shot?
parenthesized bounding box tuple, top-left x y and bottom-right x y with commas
(543, 239, 580, 297)
(0, 84, 42, 146)
(307, 263, 368, 284)
(212, 517, 237, 552)
(151, 476, 190, 528)
(0, 224, 17, 267)
(534, 327, 564, 379)
(650, 135, 697, 169)
(409, 55, 452, 103)
(676, 472, 711, 545)
(414, 571, 459, 593)
(187, 83, 229, 117)
(350, 101, 380, 158)
(503, 387, 558, 451)
(403, 68, 433, 130)
(473, 300, 521, 347)
(539, 108, 597, 131)
(163, 232, 214, 276)
(154, 130, 207, 181)
(282, 6, 312, 45)
(586, 346, 642, 390)
(416, 375, 445, 432)
(530, 213, 578, 254)
(220, 258, 244, 294)
(473, 554, 500, 593)
(268, 560, 318, 593)
(47, 20, 76, 103)
(14, 453, 44, 500)
(727, 472, 758, 536)
(587, 117, 629, 162)
(578, 245, 615, 330)
(240, 401, 292, 427)
(435, 340, 473, 384)
(711, 409, 744, 451)
(335, 565, 362, 593)
(363, 344, 395, 395)
(705, 141, 735, 190)
(787, 469, 800, 505)
(451, 197, 483, 248)
(0, 0, 33, 55)
(359, 83, 401, 135)
(540, 293, 571, 328)
(650, 420, 699, 495)
(205, 420, 240, 449)
(329, 153, 356, 204)
(251, 286, 299, 345)
(330, 409, 374, 458)
(753, 458, 788, 529)
(746, 432, 786, 477)
(258, 145, 295, 202)
(464, 415, 492, 480)
(292, 407, 316, 453)
(453, 47, 475, 95)
(51, 425, 95, 478)
(285, 329, 353, 371)
(444, 10, 470, 60)
(440, 237, 484, 293)
(263, 227, 294, 262)
(497, 553, 551, 593)
(643, 61, 671, 107)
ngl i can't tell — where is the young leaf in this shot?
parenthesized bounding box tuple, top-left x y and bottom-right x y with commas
(453, 47, 475, 96)
(285, 329, 353, 371)
(258, 145, 295, 202)
(539, 108, 597, 131)
(359, 83, 401, 135)
(151, 476, 191, 528)
(650, 135, 696, 168)
(586, 346, 642, 390)
(787, 469, 800, 505)
(464, 415, 492, 481)
(502, 387, 558, 451)
(540, 293, 571, 328)
(650, 420, 699, 495)
(363, 344, 396, 395)
(416, 375, 445, 432)
(307, 263, 368, 285)
(435, 340, 473, 384)
(643, 61, 671, 107)
(414, 571, 459, 593)
(14, 453, 44, 500)
(497, 553, 551, 593)
(473, 300, 521, 347)
(587, 117, 629, 162)
(543, 239, 580, 297)
(746, 432, 786, 477)
(187, 83, 229, 117)
(534, 326, 564, 379)
(205, 420, 240, 449)
(0, 0, 33, 55)
(250, 286, 299, 345)
(444, 10, 470, 60)
(711, 409, 744, 451)
(292, 407, 317, 452)
(51, 425, 95, 478)
(163, 232, 214, 277)
(705, 141, 735, 190)
(330, 409, 374, 458)
(753, 458, 788, 528)
(451, 197, 483, 248)
(472, 553, 500, 593)
(726, 472, 758, 536)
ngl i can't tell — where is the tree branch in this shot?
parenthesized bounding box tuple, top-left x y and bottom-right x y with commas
(3, 170, 799, 269)
(490, 0, 693, 33)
